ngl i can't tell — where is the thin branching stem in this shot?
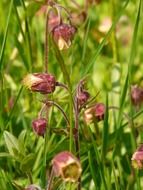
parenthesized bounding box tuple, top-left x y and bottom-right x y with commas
(41, 100, 70, 127)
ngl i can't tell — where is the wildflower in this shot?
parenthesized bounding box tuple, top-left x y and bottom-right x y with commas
(131, 85, 143, 107)
(84, 103, 105, 124)
(52, 23, 76, 50)
(25, 184, 41, 190)
(98, 17, 112, 33)
(77, 90, 90, 106)
(52, 151, 82, 182)
(23, 73, 56, 94)
(76, 79, 90, 107)
(32, 118, 47, 136)
(131, 145, 143, 169)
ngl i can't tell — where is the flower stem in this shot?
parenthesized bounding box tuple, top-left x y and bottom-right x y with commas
(74, 96, 81, 190)
(45, 12, 49, 73)
(46, 168, 54, 190)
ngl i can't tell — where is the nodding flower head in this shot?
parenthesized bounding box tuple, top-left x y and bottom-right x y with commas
(77, 90, 90, 106)
(84, 103, 105, 124)
(32, 118, 47, 136)
(131, 145, 143, 169)
(52, 151, 82, 182)
(76, 79, 90, 107)
(23, 73, 56, 94)
(52, 23, 76, 50)
(131, 85, 143, 107)
(25, 184, 41, 190)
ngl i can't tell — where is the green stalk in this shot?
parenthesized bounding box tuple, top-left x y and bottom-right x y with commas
(110, 0, 119, 63)
(0, 0, 13, 70)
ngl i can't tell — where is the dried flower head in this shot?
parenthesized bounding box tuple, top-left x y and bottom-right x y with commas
(52, 151, 82, 182)
(131, 85, 143, 107)
(32, 118, 47, 136)
(23, 73, 56, 94)
(52, 24, 76, 50)
(84, 103, 105, 124)
(25, 184, 41, 190)
(131, 145, 143, 169)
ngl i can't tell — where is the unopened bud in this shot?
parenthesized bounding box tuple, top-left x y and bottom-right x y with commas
(77, 91, 90, 106)
(52, 24, 76, 50)
(131, 85, 143, 107)
(25, 184, 41, 190)
(23, 73, 56, 94)
(32, 118, 47, 136)
(131, 145, 143, 169)
(52, 151, 82, 182)
(84, 103, 105, 124)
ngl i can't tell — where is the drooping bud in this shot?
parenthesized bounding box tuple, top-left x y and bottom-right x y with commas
(25, 184, 41, 190)
(32, 118, 47, 136)
(52, 24, 76, 50)
(23, 73, 56, 94)
(76, 79, 90, 107)
(131, 145, 143, 169)
(52, 151, 82, 182)
(84, 103, 105, 124)
(77, 90, 90, 106)
(131, 85, 143, 107)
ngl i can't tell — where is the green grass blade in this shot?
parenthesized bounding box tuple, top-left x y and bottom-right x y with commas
(82, 0, 129, 76)
(101, 94, 109, 160)
(5, 86, 23, 130)
(0, 0, 13, 70)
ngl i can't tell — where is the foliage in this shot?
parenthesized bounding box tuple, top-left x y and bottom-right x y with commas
(0, 0, 143, 189)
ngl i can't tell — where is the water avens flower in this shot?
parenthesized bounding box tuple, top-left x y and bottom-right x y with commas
(23, 73, 56, 94)
(131, 145, 143, 169)
(52, 151, 82, 182)
(77, 90, 90, 106)
(84, 103, 105, 124)
(32, 118, 47, 136)
(52, 23, 76, 50)
(25, 184, 41, 190)
(131, 85, 143, 107)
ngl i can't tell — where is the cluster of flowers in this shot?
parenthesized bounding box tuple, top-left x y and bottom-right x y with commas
(22, 1, 107, 188)
(22, 0, 143, 188)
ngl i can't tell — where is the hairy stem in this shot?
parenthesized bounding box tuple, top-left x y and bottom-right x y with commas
(45, 12, 49, 73)
(46, 168, 54, 190)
